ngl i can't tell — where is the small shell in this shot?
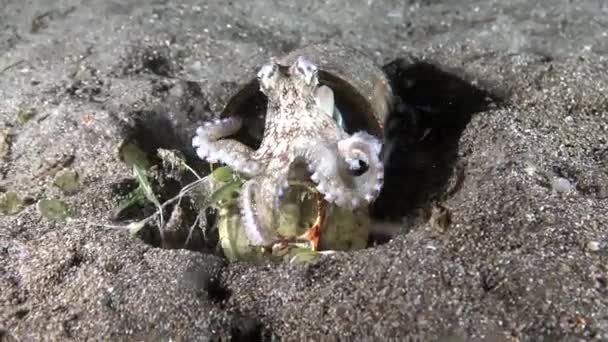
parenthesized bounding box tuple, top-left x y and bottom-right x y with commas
(218, 181, 370, 262)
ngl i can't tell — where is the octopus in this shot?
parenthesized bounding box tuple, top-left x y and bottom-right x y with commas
(192, 56, 384, 250)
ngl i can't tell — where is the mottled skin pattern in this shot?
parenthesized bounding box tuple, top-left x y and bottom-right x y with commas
(192, 56, 384, 246)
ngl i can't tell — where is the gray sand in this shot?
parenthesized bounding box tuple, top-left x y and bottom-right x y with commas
(1, 0, 607, 340)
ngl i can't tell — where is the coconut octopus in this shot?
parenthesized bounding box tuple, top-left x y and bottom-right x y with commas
(192, 55, 385, 250)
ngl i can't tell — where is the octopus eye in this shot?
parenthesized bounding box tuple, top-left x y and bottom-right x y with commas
(257, 63, 278, 91)
(257, 64, 275, 80)
(292, 56, 317, 84)
(350, 160, 369, 176)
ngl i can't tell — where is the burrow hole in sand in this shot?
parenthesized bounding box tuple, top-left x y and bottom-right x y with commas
(111, 58, 497, 259)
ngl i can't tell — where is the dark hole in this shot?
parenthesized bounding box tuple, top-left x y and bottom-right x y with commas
(370, 59, 498, 221)
(67, 252, 84, 269)
(367, 230, 393, 247)
(142, 51, 172, 77)
(131, 190, 217, 253)
(230, 316, 270, 342)
(22, 196, 36, 206)
(206, 277, 232, 304)
(111, 107, 220, 254)
(110, 178, 139, 197)
(13, 308, 29, 319)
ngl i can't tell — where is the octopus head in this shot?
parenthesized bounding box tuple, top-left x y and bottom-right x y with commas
(256, 56, 320, 99)
(288, 56, 319, 89)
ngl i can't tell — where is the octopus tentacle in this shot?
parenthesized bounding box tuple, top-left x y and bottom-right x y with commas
(192, 117, 262, 177)
(239, 179, 279, 246)
(258, 172, 289, 228)
(293, 133, 383, 210)
(239, 170, 290, 247)
(337, 131, 384, 204)
(292, 140, 354, 208)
